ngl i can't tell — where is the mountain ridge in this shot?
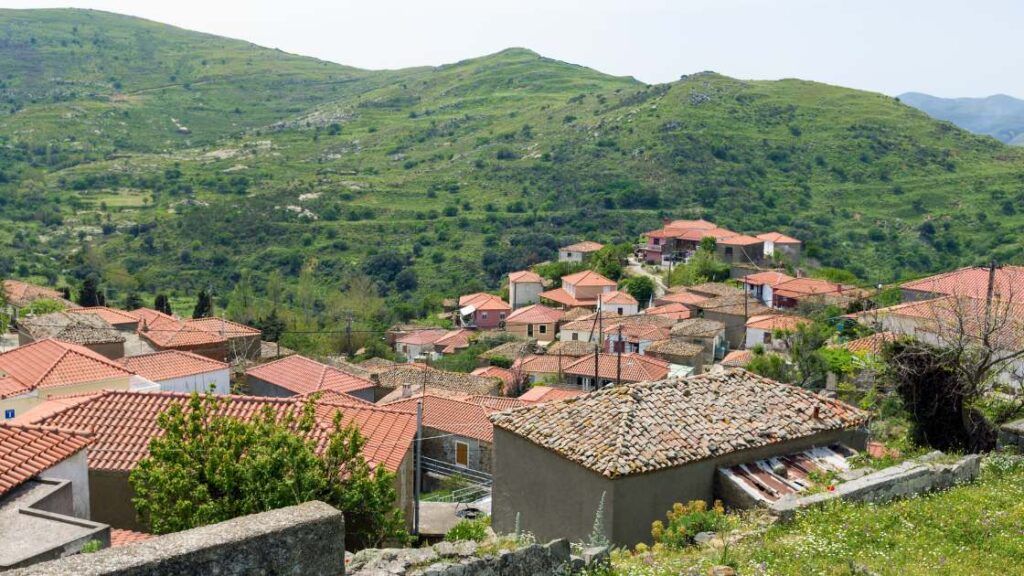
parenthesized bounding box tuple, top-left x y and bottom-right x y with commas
(1, 8, 1023, 322)
(899, 92, 1024, 146)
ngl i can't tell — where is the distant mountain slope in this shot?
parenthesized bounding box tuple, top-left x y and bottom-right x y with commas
(2, 8, 1024, 310)
(899, 92, 1024, 145)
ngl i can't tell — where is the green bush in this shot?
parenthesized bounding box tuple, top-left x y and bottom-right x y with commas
(650, 500, 729, 549)
(445, 516, 490, 542)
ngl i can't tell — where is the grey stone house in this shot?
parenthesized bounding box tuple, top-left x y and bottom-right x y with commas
(490, 369, 868, 545)
(17, 312, 126, 360)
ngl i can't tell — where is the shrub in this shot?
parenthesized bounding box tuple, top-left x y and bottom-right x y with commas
(445, 516, 490, 542)
(650, 500, 728, 549)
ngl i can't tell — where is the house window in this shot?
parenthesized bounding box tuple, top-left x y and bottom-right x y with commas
(763, 332, 773, 344)
(455, 441, 469, 467)
(527, 324, 534, 337)
(499, 312, 506, 320)
(481, 312, 489, 320)
(725, 247, 734, 256)
(653, 238, 660, 245)
(571, 332, 578, 341)
(539, 325, 547, 335)
(617, 307, 624, 314)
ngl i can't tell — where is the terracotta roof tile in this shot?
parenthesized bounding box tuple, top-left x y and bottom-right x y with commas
(518, 386, 585, 404)
(513, 354, 577, 375)
(491, 369, 868, 478)
(0, 423, 93, 496)
(539, 287, 595, 308)
(643, 302, 693, 321)
(745, 314, 808, 331)
(719, 234, 764, 246)
(0, 339, 134, 397)
(560, 270, 616, 288)
(2, 280, 66, 308)
(560, 241, 604, 253)
(384, 394, 495, 442)
(184, 317, 262, 337)
(21, 390, 414, 472)
(656, 291, 709, 306)
(772, 277, 848, 299)
(120, 351, 228, 382)
(741, 271, 795, 287)
(665, 219, 717, 230)
(506, 304, 564, 325)
(136, 310, 227, 349)
(458, 293, 511, 311)
(756, 232, 801, 244)
(246, 355, 375, 396)
(562, 353, 670, 382)
(599, 290, 638, 306)
(829, 332, 897, 355)
(110, 529, 154, 548)
(67, 307, 140, 327)
(471, 366, 516, 387)
(900, 265, 1024, 301)
(508, 270, 543, 283)
(721, 350, 753, 367)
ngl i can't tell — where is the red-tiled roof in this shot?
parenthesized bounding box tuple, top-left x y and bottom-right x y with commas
(508, 270, 543, 283)
(756, 232, 801, 244)
(2, 280, 65, 307)
(599, 290, 638, 306)
(721, 350, 753, 367)
(395, 329, 448, 346)
(603, 322, 670, 343)
(67, 307, 139, 327)
(644, 228, 680, 240)
(0, 339, 134, 397)
(110, 529, 154, 548)
(0, 423, 93, 496)
(466, 395, 527, 412)
(563, 353, 670, 382)
(656, 291, 709, 306)
(136, 310, 227, 348)
(471, 366, 516, 387)
(120, 350, 228, 382)
(719, 234, 764, 246)
(184, 317, 262, 337)
(561, 270, 617, 288)
(20, 390, 414, 472)
(745, 314, 808, 332)
(666, 219, 717, 230)
(435, 329, 473, 354)
(865, 296, 1024, 351)
(507, 304, 564, 325)
(513, 354, 577, 375)
(458, 292, 511, 311)
(676, 227, 738, 242)
(384, 394, 495, 443)
(518, 386, 585, 404)
(643, 302, 693, 321)
(742, 271, 795, 286)
(772, 277, 847, 299)
(561, 241, 604, 253)
(246, 355, 375, 396)
(829, 332, 897, 355)
(539, 287, 596, 308)
(900, 265, 1024, 301)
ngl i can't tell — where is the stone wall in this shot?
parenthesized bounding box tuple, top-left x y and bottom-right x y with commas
(998, 419, 1024, 450)
(9, 501, 345, 576)
(348, 539, 607, 576)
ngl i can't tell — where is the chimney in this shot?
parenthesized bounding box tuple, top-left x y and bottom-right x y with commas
(402, 382, 412, 399)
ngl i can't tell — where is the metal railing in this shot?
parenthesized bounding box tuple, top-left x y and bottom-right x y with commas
(421, 456, 492, 485)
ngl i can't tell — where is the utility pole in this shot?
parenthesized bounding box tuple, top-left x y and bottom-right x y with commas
(413, 399, 423, 536)
(983, 260, 999, 349)
(594, 311, 603, 391)
(616, 324, 623, 386)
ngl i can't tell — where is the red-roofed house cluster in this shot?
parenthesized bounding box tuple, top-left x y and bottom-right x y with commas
(639, 218, 801, 266)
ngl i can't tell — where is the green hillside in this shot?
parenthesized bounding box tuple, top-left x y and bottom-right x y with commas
(3, 9, 1024, 323)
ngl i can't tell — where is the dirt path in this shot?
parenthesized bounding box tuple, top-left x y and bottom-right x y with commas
(625, 257, 668, 297)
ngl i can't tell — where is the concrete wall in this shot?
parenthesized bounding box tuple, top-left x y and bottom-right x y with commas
(245, 375, 374, 402)
(157, 369, 230, 395)
(42, 450, 90, 519)
(9, 501, 345, 576)
(703, 311, 746, 350)
(509, 282, 543, 309)
(492, 428, 615, 545)
(89, 470, 142, 531)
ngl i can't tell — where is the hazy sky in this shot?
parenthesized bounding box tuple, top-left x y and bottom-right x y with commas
(4, 0, 1022, 98)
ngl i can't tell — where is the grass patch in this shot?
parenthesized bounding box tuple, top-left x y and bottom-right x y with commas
(611, 453, 1024, 576)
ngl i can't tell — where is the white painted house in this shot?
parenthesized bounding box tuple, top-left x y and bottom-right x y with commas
(558, 241, 604, 263)
(508, 270, 545, 309)
(120, 350, 231, 395)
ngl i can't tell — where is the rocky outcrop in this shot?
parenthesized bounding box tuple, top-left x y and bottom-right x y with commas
(348, 539, 607, 576)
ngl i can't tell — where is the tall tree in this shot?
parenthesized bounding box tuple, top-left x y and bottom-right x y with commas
(154, 293, 173, 315)
(77, 276, 102, 307)
(192, 289, 214, 319)
(130, 394, 408, 549)
(124, 292, 145, 310)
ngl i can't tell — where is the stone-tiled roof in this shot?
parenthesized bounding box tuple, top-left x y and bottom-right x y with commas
(699, 293, 771, 317)
(685, 283, 743, 298)
(645, 338, 704, 358)
(471, 366, 516, 388)
(18, 312, 125, 345)
(545, 340, 595, 357)
(643, 302, 693, 321)
(0, 423, 93, 496)
(19, 390, 415, 472)
(247, 355, 375, 396)
(670, 318, 726, 338)
(375, 366, 501, 401)
(478, 340, 534, 361)
(491, 369, 868, 478)
(560, 241, 604, 253)
(120, 350, 228, 382)
(512, 354, 576, 376)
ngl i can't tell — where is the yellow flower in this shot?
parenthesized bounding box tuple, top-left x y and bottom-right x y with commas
(651, 520, 664, 540)
(635, 542, 649, 554)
